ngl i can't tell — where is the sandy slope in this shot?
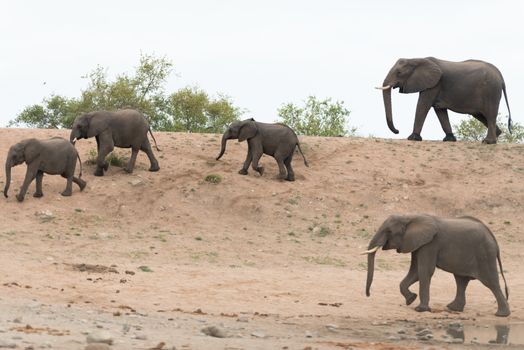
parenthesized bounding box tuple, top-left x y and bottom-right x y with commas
(0, 128, 524, 349)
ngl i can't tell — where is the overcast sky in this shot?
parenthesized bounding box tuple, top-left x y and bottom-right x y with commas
(1, 1, 522, 139)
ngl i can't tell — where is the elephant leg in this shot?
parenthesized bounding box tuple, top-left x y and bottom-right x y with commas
(239, 148, 252, 175)
(125, 148, 139, 173)
(141, 139, 159, 172)
(478, 265, 510, 316)
(61, 174, 74, 196)
(447, 275, 470, 312)
(73, 176, 86, 191)
(273, 151, 287, 180)
(400, 253, 418, 305)
(251, 147, 264, 176)
(284, 154, 295, 181)
(473, 114, 502, 142)
(415, 249, 436, 312)
(17, 165, 38, 202)
(33, 171, 44, 198)
(95, 135, 114, 176)
(409, 89, 438, 141)
(434, 108, 456, 141)
(483, 113, 499, 144)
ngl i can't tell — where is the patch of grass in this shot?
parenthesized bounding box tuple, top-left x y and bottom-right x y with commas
(195, 236, 203, 241)
(303, 256, 346, 267)
(138, 265, 153, 272)
(318, 226, 332, 237)
(86, 149, 128, 167)
(204, 174, 222, 184)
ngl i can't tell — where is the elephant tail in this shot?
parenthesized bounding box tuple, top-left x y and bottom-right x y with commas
(296, 142, 309, 167)
(149, 127, 161, 152)
(497, 250, 509, 300)
(502, 82, 512, 134)
(77, 152, 83, 178)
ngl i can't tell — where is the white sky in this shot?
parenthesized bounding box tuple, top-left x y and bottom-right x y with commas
(1, 0, 522, 139)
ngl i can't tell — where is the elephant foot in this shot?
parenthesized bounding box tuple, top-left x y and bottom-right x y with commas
(16, 194, 25, 202)
(482, 138, 497, 144)
(415, 305, 431, 313)
(256, 167, 264, 176)
(238, 169, 248, 175)
(405, 292, 417, 305)
(103, 163, 109, 171)
(286, 175, 295, 182)
(495, 307, 511, 317)
(446, 300, 465, 312)
(149, 164, 160, 172)
(124, 167, 134, 174)
(407, 133, 422, 141)
(94, 168, 105, 177)
(61, 190, 72, 197)
(33, 192, 43, 198)
(443, 133, 457, 142)
(496, 127, 502, 137)
(78, 180, 87, 191)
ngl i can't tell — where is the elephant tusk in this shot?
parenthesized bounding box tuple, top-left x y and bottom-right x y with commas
(374, 85, 391, 90)
(360, 246, 381, 255)
(72, 138, 77, 145)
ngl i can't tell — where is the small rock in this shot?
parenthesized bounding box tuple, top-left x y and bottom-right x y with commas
(387, 335, 401, 341)
(251, 331, 266, 338)
(85, 344, 112, 350)
(12, 317, 22, 324)
(237, 316, 249, 323)
(397, 328, 406, 334)
(86, 330, 113, 345)
(0, 339, 17, 348)
(134, 333, 147, 340)
(122, 324, 130, 333)
(312, 226, 321, 235)
(326, 324, 338, 332)
(40, 341, 52, 348)
(416, 328, 432, 337)
(305, 331, 315, 338)
(35, 210, 54, 221)
(129, 179, 145, 187)
(201, 326, 227, 338)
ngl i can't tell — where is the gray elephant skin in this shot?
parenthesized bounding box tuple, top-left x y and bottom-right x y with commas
(70, 109, 160, 176)
(364, 214, 510, 317)
(377, 57, 512, 144)
(216, 118, 309, 181)
(4, 137, 86, 202)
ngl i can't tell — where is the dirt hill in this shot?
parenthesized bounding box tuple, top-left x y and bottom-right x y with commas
(1, 128, 523, 349)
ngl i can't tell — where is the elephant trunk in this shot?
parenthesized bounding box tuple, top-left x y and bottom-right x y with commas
(70, 130, 79, 144)
(382, 86, 399, 134)
(216, 130, 230, 160)
(4, 158, 12, 198)
(365, 230, 387, 296)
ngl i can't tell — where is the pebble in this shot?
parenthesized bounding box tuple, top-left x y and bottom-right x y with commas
(201, 326, 227, 338)
(326, 324, 338, 332)
(85, 344, 112, 350)
(12, 317, 22, 324)
(134, 333, 147, 340)
(0, 339, 17, 348)
(251, 331, 266, 338)
(237, 316, 249, 323)
(86, 330, 113, 345)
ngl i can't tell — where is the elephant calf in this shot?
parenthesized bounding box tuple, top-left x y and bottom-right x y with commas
(363, 214, 510, 317)
(4, 137, 86, 202)
(70, 109, 160, 176)
(216, 118, 309, 181)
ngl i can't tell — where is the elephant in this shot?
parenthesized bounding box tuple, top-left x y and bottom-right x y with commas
(70, 109, 160, 176)
(216, 118, 309, 181)
(4, 137, 86, 202)
(376, 57, 512, 144)
(363, 214, 510, 317)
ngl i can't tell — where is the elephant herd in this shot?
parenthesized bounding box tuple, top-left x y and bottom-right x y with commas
(2, 56, 513, 317)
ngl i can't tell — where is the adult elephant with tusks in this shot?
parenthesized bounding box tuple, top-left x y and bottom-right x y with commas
(216, 118, 309, 181)
(377, 57, 512, 144)
(363, 214, 510, 317)
(70, 109, 160, 176)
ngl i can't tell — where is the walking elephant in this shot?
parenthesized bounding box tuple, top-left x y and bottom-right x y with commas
(216, 118, 309, 181)
(376, 57, 512, 144)
(4, 137, 86, 202)
(363, 214, 510, 317)
(70, 109, 160, 176)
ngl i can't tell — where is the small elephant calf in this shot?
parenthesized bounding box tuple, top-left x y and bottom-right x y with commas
(216, 118, 309, 181)
(4, 137, 86, 202)
(363, 214, 510, 317)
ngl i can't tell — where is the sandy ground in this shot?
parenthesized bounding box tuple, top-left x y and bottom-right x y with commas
(1, 128, 524, 349)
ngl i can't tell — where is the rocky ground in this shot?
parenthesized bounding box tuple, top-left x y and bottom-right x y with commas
(1, 128, 524, 349)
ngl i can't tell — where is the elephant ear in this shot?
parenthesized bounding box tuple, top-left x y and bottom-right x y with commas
(86, 112, 110, 138)
(400, 215, 438, 253)
(23, 139, 40, 164)
(402, 59, 442, 94)
(238, 120, 258, 142)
